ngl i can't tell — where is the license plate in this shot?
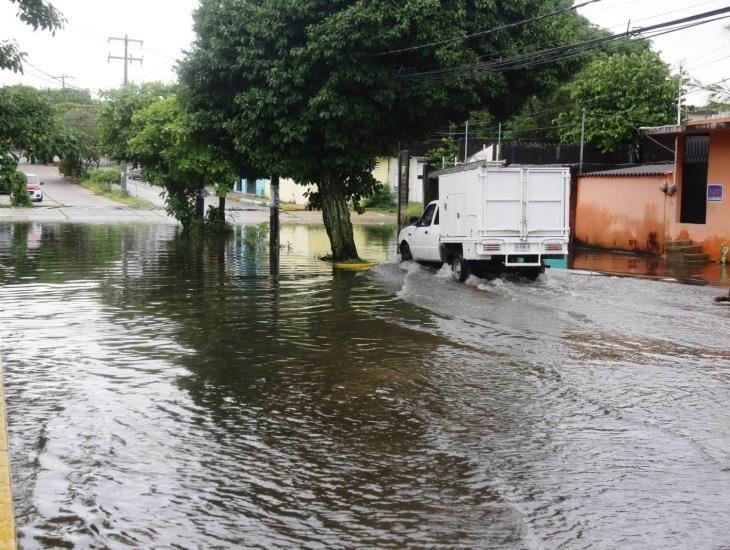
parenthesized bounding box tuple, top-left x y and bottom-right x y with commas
(515, 244, 530, 252)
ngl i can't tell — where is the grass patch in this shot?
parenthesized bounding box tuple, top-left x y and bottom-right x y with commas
(404, 202, 424, 219)
(80, 180, 155, 208)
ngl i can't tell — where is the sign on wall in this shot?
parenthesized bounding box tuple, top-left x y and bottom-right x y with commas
(708, 184, 723, 202)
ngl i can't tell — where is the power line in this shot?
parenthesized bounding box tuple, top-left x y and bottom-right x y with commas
(391, 7, 730, 82)
(377, 0, 602, 56)
(51, 74, 74, 89)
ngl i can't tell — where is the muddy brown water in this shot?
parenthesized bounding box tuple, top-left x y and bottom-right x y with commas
(0, 222, 728, 549)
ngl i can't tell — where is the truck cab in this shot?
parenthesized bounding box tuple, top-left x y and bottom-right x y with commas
(398, 201, 441, 263)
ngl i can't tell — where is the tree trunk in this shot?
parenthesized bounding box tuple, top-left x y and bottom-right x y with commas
(269, 175, 280, 276)
(319, 175, 359, 261)
(195, 184, 205, 220)
(218, 195, 226, 222)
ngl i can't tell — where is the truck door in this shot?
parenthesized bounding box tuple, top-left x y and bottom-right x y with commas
(412, 203, 437, 259)
(422, 206, 441, 261)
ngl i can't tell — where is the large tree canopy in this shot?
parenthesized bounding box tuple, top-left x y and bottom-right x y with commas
(1, 0, 65, 72)
(179, 0, 599, 260)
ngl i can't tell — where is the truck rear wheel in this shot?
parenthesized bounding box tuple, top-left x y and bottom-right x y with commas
(451, 252, 469, 282)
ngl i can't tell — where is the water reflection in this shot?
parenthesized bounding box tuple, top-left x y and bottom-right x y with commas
(0, 222, 728, 548)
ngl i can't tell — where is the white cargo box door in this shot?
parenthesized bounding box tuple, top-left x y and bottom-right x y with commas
(525, 168, 568, 236)
(483, 168, 522, 236)
(444, 193, 468, 237)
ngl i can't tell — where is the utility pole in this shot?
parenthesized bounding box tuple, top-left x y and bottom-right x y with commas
(52, 74, 74, 89)
(108, 34, 143, 194)
(677, 60, 684, 125)
(579, 108, 586, 175)
(497, 122, 502, 161)
(464, 120, 469, 163)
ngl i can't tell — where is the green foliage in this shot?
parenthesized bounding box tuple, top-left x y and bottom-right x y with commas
(362, 183, 396, 211)
(1, 0, 65, 73)
(126, 95, 235, 230)
(97, 83, 174, 163)
(426, 138, 459, 169)
(555, 51, 677, 157)
(180, 0, 597, 260)
(405, 202, 424, 219)
(0, 85, 56, 162)
(9, 170, 31, 207)
(87, 167, 121, 189)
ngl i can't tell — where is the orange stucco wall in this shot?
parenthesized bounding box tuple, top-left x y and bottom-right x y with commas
(575, 174, 671, 254)
(669, 130, 730, 261)
(575, 129, 730, 261)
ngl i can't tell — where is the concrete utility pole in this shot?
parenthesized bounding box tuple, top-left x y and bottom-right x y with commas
(52, 74, 74, 89)
(464, 120, 469, 163)
(497, 122, 502, 161)
(108, 34, 143, 194)
(579, 108, 586, 175)
(677, 61, 684, 125)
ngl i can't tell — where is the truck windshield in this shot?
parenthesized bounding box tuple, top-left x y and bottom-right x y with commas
(418, 204, 437, 227)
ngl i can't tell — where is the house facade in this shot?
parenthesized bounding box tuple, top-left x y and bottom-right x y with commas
(574, 118, 730, 262)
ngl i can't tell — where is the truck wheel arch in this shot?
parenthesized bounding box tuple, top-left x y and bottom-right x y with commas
(439, 243, 462, 263)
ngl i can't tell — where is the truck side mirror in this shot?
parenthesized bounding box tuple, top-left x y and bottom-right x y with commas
(409, 216, 419, 225)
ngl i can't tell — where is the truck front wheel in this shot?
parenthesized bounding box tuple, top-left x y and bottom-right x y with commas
(451, 252, 469, 282)
(400, 242, 413, 261)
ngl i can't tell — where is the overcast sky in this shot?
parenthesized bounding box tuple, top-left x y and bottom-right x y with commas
(1, 0, 729, 105)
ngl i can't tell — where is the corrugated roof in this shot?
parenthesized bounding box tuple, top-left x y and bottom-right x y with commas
(583, 163, 674, 177)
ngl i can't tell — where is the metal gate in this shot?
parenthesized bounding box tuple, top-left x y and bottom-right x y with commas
(681, 135, 710, 224)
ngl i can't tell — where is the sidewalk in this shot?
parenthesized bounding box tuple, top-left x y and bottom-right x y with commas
(227, 193, 396, 225)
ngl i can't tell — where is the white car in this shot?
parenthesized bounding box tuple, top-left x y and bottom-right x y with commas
(24, 173, 44, 202)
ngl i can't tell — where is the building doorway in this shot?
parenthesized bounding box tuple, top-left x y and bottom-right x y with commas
(680, 134, 709, 224)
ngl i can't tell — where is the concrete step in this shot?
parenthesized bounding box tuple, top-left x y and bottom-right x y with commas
(666, 240, 693, 248)
(684, 253, 710, 263)
(666, 245, 703, 254)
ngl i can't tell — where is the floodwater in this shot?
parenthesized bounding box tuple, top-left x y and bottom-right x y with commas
(0, 221, 728, 549)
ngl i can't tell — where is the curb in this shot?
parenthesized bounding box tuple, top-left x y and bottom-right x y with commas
(0, 356, 15, 550)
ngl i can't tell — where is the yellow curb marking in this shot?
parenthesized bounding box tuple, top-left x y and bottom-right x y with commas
(0, 357, 15, 550)
(333, 262, 378, 271)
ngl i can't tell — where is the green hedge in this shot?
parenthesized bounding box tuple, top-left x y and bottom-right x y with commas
(9, 171, 31, 207)
(87, 167, 121, 189)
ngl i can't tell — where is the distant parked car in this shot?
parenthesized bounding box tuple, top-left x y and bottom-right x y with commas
(129, 167, 142, 180)
(24, 173, 44, 202)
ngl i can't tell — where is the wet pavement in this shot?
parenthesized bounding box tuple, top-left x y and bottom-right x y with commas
(1, 164, 397, 228)
(0, 221, 728, 549)
(571, 248, 730, 288)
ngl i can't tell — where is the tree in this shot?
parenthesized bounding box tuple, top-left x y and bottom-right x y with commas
(97, 83, 174, 164)
(0, 85, 56, 193)
(556, 51, 678, 159)
(426, 138, 459, 169)
(127, 96, 235, 231)
(180, 0, 599, 261)
(1, 0, 64, 72)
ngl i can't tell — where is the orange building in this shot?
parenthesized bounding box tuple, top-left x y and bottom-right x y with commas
(574, 118, 730, 262)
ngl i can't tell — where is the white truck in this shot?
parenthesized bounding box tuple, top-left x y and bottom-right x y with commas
(398, 163, 571, 281)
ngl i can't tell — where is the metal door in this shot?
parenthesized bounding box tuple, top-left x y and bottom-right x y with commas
(681, 135, 709, 224)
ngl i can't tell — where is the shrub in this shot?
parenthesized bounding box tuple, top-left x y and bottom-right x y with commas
(9, 171, 31, 207)
(87, 167, 121, 190)
(363, 183, 396, 211)
(405, 202, 424, 219)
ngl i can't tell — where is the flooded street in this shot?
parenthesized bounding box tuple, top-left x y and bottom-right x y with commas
(0, 222, 729, 548)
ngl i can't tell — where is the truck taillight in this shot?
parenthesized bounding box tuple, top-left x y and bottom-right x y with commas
(483, 243, 502, 252)
(544, 243, 564, 252)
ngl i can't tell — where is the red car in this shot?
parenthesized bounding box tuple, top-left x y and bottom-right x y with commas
(24, 173, 44, 202)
